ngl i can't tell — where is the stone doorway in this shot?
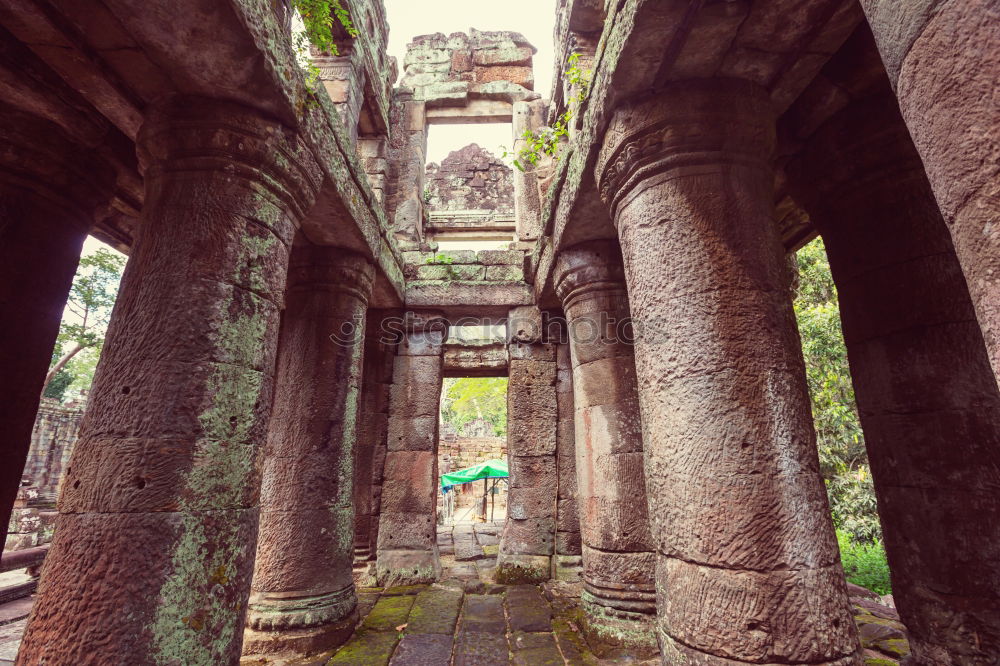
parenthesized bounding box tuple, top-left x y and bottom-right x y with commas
(438, 376, 509, 527)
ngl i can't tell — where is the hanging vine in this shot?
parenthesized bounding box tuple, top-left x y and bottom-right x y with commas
(291, 0, 359, 95)
(503, 53, 592, 172)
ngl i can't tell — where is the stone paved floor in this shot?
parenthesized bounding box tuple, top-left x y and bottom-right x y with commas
(0, 523, 910, 665)
(327, 522, 652, 666)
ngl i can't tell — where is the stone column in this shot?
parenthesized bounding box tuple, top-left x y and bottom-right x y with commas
(387, 93, 427, 244)
(596, 79, 859, 664)
(243, 244, 374, 657)
(0, 110, 113, 540)
(512, 99, 547, 241)
(861, 0, 1000, 385)
(375, 311, 446, 586)
(554, 240, 657, 655)
(787, 94, 1000, 664)
(354, 310, 396, 564)
(17, 96, 321, 665)
(497, 306, 558, 583)
(552, 339, 582, 581)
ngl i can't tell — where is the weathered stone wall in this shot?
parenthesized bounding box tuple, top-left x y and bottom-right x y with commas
(402, 249, 525, 282)
(425, 144, 514, 214)
(6, 399, 84, 551)
(438, 434, 506, 473)
(22, 398, 85, 505)
(401, 29, 537, 105)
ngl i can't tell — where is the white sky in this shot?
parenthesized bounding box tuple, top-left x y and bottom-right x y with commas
(384, 0, 557, 164)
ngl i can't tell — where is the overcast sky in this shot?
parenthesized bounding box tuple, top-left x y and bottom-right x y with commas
(383, 0, 557, 164)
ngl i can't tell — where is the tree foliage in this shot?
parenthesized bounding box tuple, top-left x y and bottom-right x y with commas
(44, 248, 127, 399)
(793, 238, 883, 544)
(441, 378, 508, 437)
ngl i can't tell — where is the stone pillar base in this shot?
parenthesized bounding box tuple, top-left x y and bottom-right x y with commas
(581, 592, 658, 658)
(659, 630, 859, 666)
(552, 555, 583, 582)
(242, 609, 358, 659)
(375, 548, 440, 586)
(495, 553, 551, 584)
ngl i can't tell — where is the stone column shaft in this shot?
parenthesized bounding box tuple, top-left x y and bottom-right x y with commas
(375, 312, 445, 586)
(354, 311, 396, 564)
(861, 0, 1000, 385)
(0, 110, 113, 541)
(597, 79, 860, 665)
(497, 317, 558, 584)
(553, 340, 582, 581)
(788, 94, 1000, 664)
(554, 240, 657, 655)
(17, 96, 321, 665)
(243, 244, 374, 657)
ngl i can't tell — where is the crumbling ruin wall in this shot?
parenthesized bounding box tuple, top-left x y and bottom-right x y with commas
(439, 434, 506, 472)
(22, 399, 84, 505)
(425, 144, 514, 213)
(402, 29, 536, 104)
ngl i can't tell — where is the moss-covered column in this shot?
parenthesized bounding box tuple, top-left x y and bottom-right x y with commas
(0, 110, 113, 542)
(554, 240, 657, 656)
(787, 94, 1000, 664)
(497, 306, 558, 583)
(243, 244, 374, 658)
(354, 310, 397, 564)
(553, 339, 582, 581)
(375, 311, 446, 586)
(17, 96, 321, 665)
(596, 80, 859, 664)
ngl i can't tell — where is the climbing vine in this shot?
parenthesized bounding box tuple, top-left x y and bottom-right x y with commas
(503, 53, 591, 172)
(291, 0, 359, 94)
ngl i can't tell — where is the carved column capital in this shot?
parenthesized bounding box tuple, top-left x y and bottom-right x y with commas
(137, 95, 323, 223)
(595, 79, 775, 216)
(286, 245, 376, 305)
(553, 239, 627, 311)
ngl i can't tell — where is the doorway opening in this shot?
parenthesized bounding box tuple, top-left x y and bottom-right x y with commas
(437, 376, 509, 526)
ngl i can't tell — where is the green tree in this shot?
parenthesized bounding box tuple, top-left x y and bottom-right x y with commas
(41, 248, 126, 398)
(793, 238, 882, 544)
(42, 370, 74, 402)
(441, 378, 508, 437)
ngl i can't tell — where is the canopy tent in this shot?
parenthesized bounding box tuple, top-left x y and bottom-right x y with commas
(440, 458, 508, 492)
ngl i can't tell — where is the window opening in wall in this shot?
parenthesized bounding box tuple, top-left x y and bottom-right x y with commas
(438, 376, 509, 527)
(424, 123, 517, 251)
(792, 237, 892, 597)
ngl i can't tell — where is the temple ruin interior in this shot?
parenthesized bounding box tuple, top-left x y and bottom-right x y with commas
(1, 0, 998, 664)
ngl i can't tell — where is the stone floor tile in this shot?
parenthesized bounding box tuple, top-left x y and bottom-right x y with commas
(327, 629, 400, 666)
(459, 594, 506, 633)
(406, 587, 463, 634)
(505, 585, 552, 633)
(388, 633, 454, 665)
(363, 595, 417, 631)
(453, 630, 510, 666)
(383, 584, 429, 597)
